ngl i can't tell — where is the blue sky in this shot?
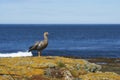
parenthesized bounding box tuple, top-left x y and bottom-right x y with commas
(0, 0, 120, 24)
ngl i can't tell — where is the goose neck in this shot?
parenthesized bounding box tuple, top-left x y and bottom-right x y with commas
(44, 35, 48, 40)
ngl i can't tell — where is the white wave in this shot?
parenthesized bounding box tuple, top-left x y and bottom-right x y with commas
(0, 51, 32, 57)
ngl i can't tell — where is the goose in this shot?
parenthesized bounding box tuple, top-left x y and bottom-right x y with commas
(29, 32, 48, 56)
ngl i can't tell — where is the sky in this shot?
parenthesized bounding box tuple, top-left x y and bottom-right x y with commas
(0, 0, 120, 24)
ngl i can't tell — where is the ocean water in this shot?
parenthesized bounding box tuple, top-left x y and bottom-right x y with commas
(0, 24, 120, 58)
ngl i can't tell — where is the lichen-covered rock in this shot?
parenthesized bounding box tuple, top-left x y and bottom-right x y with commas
(45, 67, 64, 78)
(62, 70, 74, 80)
(84, 62, 102, 72)
(30, 75, 49, 80)
(0, 56, 119, 80)
(45, 67, 74, 80)
(79, 72, 120, 80)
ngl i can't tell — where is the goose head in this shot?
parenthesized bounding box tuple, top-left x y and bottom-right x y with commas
(44, 32, 49, 36)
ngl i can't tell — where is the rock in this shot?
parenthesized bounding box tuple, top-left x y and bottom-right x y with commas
(62, 70, 74, 80)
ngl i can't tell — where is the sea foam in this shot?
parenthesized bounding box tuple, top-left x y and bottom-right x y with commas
(0, 51, 32, 57)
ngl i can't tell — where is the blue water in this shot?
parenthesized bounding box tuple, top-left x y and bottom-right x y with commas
(0, 24, 120, 58)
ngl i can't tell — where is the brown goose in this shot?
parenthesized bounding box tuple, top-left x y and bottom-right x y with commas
(29, 32, 48, 56)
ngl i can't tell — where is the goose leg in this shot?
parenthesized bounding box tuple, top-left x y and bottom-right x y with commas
(38, 51, 41, 57)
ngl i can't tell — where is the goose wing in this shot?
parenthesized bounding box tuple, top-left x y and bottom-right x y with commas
(36, 41, 44, 50)
(29, 41, 39, 52)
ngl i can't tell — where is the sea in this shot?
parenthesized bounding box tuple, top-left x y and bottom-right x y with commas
(0, 24, 120, 58)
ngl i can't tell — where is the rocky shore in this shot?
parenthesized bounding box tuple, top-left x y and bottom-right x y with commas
(0, 56, 120, 80)
(87, 58, 120, 75)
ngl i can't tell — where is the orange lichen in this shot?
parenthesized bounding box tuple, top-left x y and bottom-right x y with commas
(79, 72, 120, 80)
(0, 56, 119, 80)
